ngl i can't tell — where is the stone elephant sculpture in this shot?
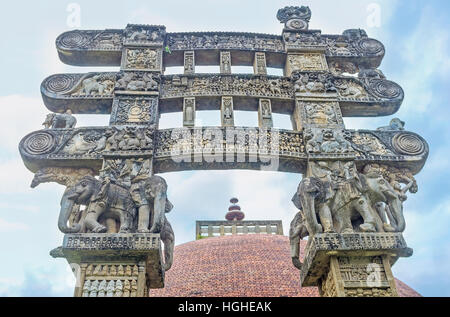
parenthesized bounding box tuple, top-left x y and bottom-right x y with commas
(292, 175, 377, 235)
(291, 177, 334, 236)
(361, 165, 415, 232)
(43, 110, 77, 129)
(130, 175, 175, 271)
(289, 211, 309, 270)
(80, 76, 109, 96)
(59, 176, 137, 234)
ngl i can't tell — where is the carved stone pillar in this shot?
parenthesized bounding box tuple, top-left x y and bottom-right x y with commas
(301, 233, 412, 297)
(254, 52, 267, 76)
(183, 97, 196, 127)
(220, 51, 232, 74)
(60, 233, 165, 298)
(221, 96, 234, 127)
(258, 99, 273, 128)
(184, 51, 195, 75)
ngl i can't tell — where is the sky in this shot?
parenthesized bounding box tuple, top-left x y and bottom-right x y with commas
(0, 0, 449, 297)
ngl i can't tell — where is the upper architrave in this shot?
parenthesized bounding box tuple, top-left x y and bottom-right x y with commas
(56, 29, 384, 69)
(41, 72, 403, 117)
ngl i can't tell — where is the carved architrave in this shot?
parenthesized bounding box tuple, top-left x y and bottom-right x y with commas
(122, 48, 163, 72)
(294, 100, 344, 130)
(221, 97, 234, 127)
(183, 97, 196, 127)
(184, 51, 195, 75)
(286, 53, 328, 76)
(258, 99, 273, 128)
(161, 75, 293, 100)
(166, 33, 285, 53)
(220, 51, 232, 74)
(254, 52, 267, 76)
(111, 97, 158, 126)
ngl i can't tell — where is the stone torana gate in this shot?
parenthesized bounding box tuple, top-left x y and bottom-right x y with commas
(19, 6, 428, 297)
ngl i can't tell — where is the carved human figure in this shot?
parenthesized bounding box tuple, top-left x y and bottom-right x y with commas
(328, 161, 376, 233)
(59, 176, 137, 234)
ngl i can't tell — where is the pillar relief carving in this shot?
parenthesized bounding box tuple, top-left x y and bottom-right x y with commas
(221, 96, 234, 127)
(258, 99, 273, 128)
(184, 51, 195, 75)
(183, 97, 196, 127)
(122, 48, 163, 72)
(254, 52, 267, 76)
(110, 97, 158, 126)
(220, 51, 232, 74)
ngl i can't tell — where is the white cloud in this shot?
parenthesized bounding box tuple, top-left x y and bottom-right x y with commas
(397, 6, 450, 115)
(0, 218, 29, 232)
(0, 95, 48, 154)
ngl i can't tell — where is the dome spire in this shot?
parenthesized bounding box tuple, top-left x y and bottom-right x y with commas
(225, 197, 245, 221)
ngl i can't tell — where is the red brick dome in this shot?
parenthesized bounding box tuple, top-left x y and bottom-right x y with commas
(150, 234, 420, 297)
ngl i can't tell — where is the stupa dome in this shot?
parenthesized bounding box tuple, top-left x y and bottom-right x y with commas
(150, 234, 420, 297)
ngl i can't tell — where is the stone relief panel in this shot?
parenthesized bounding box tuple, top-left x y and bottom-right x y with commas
(220, 52, 232, 74)
(296, 101, 344, 129)
(43, 73, 116, 98)
(124, 25, 166, 46)
(82, 263, 140, 298)
(352, 132, 395, 157)
(254, 52, 267, 76)
(286, 53, 328, 75)
(221, 97, 234, 127)
(166, 32, 285, 53)
(258, 99, 273, 128)
(304, 128, 354, 157)
(161, 75, 293, 99)
(184, 51, 195, 75)
(56, 30, 123, 51)
(283, 29, 384, 59)
(19, 128, 428, 174)
(110, 97, 158, 126)
(115, 72, 160, 94)
(122, 48, 163, 72)
(183, 97, 196, 127)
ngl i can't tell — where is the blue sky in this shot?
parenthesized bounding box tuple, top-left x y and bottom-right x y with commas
(0, 0, 449, 297)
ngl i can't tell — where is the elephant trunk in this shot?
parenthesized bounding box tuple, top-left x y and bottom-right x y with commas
(58, 189, 82, 234)
(389, 200, 406, 232)
(290, 236, 302, 270)
(160, 218, 174, 271)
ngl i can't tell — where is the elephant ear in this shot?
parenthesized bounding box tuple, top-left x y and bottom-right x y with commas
(292, 192, 302, 210)
(165, 199, 174, 213)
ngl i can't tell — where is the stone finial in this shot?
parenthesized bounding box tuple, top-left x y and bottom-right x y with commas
(226, 198, 245, 221)
(277, 6, 311, 31)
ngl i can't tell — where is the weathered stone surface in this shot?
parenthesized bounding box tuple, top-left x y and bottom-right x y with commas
(296, 233, 411, 297)
(21, 5, 429, 298)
